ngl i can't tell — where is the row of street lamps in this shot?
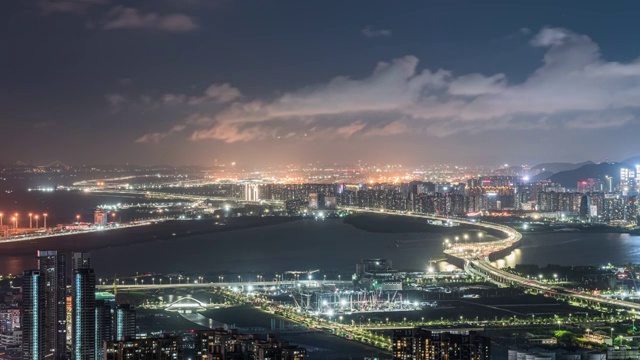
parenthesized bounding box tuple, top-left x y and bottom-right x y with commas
(99, 273, 346, 286)
(0, 212, 49, 229)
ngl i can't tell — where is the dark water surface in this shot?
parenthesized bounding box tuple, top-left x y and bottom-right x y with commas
(1, 217, 639, 276)
(2, 191, 640, 276)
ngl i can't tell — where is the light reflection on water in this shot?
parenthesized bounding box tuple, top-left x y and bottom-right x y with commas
(3, 222, 640, 276)
(492, 249, 522, 269)
(491, 232, 640, 268)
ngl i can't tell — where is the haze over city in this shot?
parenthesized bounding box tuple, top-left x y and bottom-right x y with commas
(4, 1, 640, 166)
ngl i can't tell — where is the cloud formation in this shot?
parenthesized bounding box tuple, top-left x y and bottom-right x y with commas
(137, 27, 640, 144)
(102, 6, 198, 32)
(361, 25, 392, 38)
(37, 0, 108, 14)
(160, 83, 242, 106)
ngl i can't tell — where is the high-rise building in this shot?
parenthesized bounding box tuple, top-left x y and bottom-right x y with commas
(621, 167, 636, 190)
(115, 304, 136, 341)
(21, 270, 45, 360)
(393, 328, 491, 360)
(605, 175, 614, 193)
(72, 268, 96, 360)
(95, 299, 113, 360)
(580, 195, 591, 220)
(37, 250, 67, 359)
(244, 183, 260, 202)
(72, 252, 91, 271)
(103, 336, 181, 360)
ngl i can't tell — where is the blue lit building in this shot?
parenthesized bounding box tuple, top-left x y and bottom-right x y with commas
(21, 270, 45, 360)
(72, 268, 96, 360)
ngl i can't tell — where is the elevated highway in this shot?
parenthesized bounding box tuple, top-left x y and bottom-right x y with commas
(347, 208, 640, 313)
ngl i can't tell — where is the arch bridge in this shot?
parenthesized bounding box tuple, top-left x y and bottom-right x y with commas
(165, 297, 208, 311)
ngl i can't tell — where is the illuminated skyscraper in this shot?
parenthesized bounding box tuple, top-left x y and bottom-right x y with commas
(115, 304, 136, 341)
(72, 267, 96, 360)
(21, 270, 45, 360)
(605, 175, 613, 193)
(244, 183, 260, 201)
(620, 167, 635, 190)
(37, 250, 67, 359)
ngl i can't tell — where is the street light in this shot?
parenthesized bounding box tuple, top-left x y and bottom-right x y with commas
(28, 213, 33, 228)
(0, 213, 3, 227)
(43, 213, 48, 229)
(34, 215, 39, 229)
(76, 214, 81, 223)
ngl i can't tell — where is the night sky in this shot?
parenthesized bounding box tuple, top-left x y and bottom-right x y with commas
(3, 0, 640, 166)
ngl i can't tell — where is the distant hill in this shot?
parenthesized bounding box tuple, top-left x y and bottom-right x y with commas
(531, 171, 553, 181)
(548, 162, 621, 188)
(621, 156, 640, 167)
(531, 161, 595, 174)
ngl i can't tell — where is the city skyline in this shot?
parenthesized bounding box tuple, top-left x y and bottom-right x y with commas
(4, 1, 640, 166)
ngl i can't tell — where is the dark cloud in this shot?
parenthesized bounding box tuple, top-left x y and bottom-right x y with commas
(100, 6, 198, 32)
(361, 25, 391, 38)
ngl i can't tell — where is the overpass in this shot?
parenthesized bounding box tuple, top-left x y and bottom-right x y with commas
(346, 208, 640, 313)
(97, 280, 353, 291)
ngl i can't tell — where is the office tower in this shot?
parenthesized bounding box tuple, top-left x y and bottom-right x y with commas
(95, 299, 113, 359)
(21, 270, 45, 360)
(115, 304, 136, 341)
(72, 252, 91, 270)
(37, 250, 67, 359)
(72, 268, 96, 360)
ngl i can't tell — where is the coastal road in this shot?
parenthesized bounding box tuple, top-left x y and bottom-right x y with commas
(344, 207, 640, 314)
